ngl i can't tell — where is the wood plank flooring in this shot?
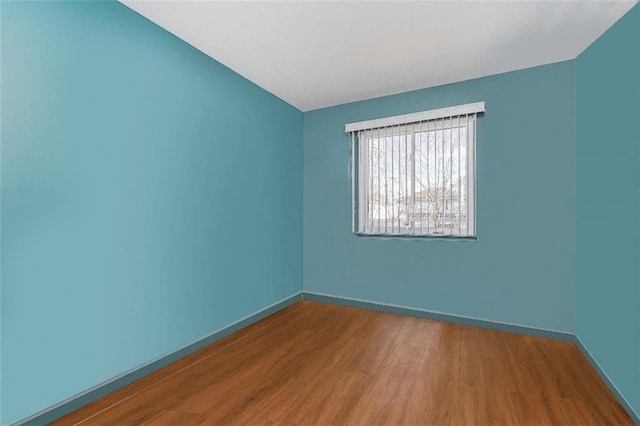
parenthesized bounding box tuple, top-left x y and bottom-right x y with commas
(52, 301, 633, 425)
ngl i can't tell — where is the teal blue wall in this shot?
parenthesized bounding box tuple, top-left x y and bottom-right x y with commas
(303, 62, 576, 332)
(0, 1, 3, 422)
(575, 4, 640, 417)
(1, 1, 302, 424)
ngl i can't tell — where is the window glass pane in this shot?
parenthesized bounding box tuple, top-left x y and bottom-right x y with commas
(356, 116, 474, 237)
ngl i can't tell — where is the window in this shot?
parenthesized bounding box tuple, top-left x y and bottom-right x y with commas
(345, 102, 484, 238)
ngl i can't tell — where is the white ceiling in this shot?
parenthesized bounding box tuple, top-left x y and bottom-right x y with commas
(121, 1, 637, 112)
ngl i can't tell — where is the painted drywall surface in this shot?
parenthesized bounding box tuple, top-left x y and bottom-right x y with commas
(575, 3, 640, 416)
(303, 61, 576, 332)
(1, 1, 302, 424)
(0, 0, 3, 422)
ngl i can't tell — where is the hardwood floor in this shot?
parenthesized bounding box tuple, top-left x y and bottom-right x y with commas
(52, 301, 633, 425)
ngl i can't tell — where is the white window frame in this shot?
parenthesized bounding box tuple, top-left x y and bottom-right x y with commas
(346, 102, 484, 238)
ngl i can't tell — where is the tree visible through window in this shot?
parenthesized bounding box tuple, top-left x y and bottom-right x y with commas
(346, 104, 482, 237)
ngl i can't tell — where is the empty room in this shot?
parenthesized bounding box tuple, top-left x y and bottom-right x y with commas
(1, 0, 639, 424)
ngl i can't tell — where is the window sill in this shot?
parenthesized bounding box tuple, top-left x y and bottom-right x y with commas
(353, 232, 477, 241)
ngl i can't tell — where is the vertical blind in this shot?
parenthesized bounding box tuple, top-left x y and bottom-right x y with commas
(346, 102, 484, 237)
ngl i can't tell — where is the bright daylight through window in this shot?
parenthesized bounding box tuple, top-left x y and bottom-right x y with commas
(346, 102, 484, 237)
